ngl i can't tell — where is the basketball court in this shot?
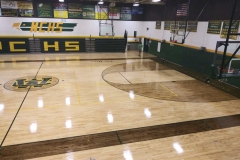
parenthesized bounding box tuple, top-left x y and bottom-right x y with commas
(0, 0, 240, 159)
(0, 51, 240, 159)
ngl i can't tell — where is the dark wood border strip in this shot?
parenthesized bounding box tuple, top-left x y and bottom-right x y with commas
(117, 120, 212, 144)
(0, 57, 150, 63)
(0, 132, 120, 160)
(1, 114, 240, 159)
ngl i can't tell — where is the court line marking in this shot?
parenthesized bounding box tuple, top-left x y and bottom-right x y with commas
(72, 68, 81, 104)
(116, 131, 122, 144)
(0, 57, 151, 63)
(120, 70, 177, 97)
(0, 87, 31, 147)
(0, 61, 43, 147)
(119, 72, 131, 84)
(0, 60, 5, 68)
(202, 120, 214, 130)
(158, 83, 178, 97)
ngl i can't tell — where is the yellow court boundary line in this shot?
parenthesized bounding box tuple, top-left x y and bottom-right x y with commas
(72, 67, 81, 105)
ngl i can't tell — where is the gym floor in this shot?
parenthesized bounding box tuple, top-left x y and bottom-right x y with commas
(0, 51, 240, 160)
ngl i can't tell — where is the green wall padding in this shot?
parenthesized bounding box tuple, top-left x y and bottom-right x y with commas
(147, 39, 240, 88)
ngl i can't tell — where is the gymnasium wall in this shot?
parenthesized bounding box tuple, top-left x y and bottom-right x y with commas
(1, 17, 240, 55)
(0, 17, 144, 37)
(143, 21, 240, 55)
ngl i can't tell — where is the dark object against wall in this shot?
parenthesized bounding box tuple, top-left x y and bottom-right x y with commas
(134, 31, 137, 38)
(164, 0, 240, 21)
(0, 0, 239, 21)
(33, 0, 145, 21)
(143, 4, 165, 21)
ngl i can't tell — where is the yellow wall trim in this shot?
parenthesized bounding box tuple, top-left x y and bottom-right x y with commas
(0, 35, 124, 39)
(141, 36, 240, 57)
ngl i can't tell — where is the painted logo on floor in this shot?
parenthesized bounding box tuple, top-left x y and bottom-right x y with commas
(12, 22, 77, 33)
(4, 76, 59, 91)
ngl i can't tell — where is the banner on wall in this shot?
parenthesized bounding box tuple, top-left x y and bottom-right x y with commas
(207, 21, 221, 34)
(120, 7, 131, 14)
(18, 9, 33, 17)
(1, 1, 18, 9)
(17, 1, 33, 9)
(1, 9, 18, 16)
(37, 3, 52, 18)
(82, 5, 95, 19)
(68, 3, 82, 18)
(0, 9, 1, 16)
(187, 21, 197, 32)
(178, 21, 186, 30)
(156, 21, 161, 29)
(164, 21, 174, 30)
(132, 7, 143, 14)
(220, 21, 239, 40)
(120, 7, 131, 20)
(120, 14, 131, 21)
(109, 7, 120, 19)
(53, 3, 68, 18)
(12, 22, 77, 33)
(95, 5, 108, 19)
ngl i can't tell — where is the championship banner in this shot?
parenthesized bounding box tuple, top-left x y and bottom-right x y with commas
(82, 5, 95, 19)
(120, 7, 131, 20)
(156, 21, 161, 29)
(17, 1, 33, 9)
(1, 9, 18, 16)
(37, 3, 53, 18)
(178, 21, 186, 30)
(120, 14, 131, 21)
(68, 3, 82, 18)
(53, 3, 68, 18)
(1, 1, 18, 9)
(187, 21, 198, 32)
(109, 7, 120, 19)
(164, 21, 174, 30)
(207, 21, 221, 34)
(132, 7, 143, 14)
(95, 5, 108, 19)
(221, 21, 239, 40)
(18, 9, 33, 17)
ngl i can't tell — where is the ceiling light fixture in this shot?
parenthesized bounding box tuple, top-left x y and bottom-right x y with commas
(98, 0, 104, 4)
(152, 0, 161, 2)
(59, 0, 64, 2)
(133, 3, 139, 6)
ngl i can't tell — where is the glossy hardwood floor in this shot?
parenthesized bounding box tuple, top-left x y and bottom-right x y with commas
(0, 51, 240, 159)
(31, 126, 240, 160)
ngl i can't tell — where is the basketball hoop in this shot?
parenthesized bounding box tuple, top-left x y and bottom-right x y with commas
(217, 66, 234, 74)
(170, 24, 185, 43)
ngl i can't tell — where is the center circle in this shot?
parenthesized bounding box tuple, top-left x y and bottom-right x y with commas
(4, 76, 59, 92)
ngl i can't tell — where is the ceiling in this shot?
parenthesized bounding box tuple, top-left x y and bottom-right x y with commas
(85, 0, 166, 5)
